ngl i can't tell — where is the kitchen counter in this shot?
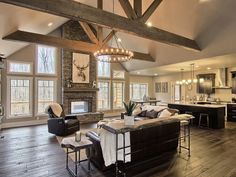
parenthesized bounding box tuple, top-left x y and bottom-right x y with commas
(168, 103, 225, 129)
(172, 103, 226, 108)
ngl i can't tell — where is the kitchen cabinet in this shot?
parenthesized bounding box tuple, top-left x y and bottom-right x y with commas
(197, 74, 215, 94)
(231, 72, 236, 94)
(227, 104, 236, 122)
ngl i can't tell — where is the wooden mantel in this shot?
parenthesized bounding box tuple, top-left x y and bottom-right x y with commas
(64, 88, 99, 93)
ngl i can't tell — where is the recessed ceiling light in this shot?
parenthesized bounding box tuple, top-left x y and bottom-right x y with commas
(146, 22, 152, 27)
(207, 67, 211, 70)
(199, 0, 210, 3)
(154, 73, 158, 76)
(117, 38, 122, 42)
(137, 71, 140, 74)
(48, 22, 53, 27)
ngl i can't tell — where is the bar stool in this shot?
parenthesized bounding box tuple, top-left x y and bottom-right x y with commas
(179, 120, 191, 157)
(185, 111, 194, 125)
(198, 113, 210, 128)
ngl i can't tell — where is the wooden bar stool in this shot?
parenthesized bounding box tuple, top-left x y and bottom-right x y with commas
(198, 113, 210, 128)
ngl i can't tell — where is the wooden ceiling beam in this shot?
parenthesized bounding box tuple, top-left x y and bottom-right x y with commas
(134, 0, 142, 17)
(102, 30, 116, 47)
(141, 0, 163, 23)
(3, 30, 155, 62)
(3, 30, 97, 53)
(97, 0, 103, 46)
(118, 0, 137, 19)
(0, 0, 200, 51)
(78, 21, 98, 44)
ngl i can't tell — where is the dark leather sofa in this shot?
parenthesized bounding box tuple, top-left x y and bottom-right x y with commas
(46, 104, 80, 136)
(86, 118, 180, 172)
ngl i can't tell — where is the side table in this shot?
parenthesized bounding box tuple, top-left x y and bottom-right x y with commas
(61, 137, 93, 177)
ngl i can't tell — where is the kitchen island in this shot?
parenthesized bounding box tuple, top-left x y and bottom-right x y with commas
(168, 103, 226, 129)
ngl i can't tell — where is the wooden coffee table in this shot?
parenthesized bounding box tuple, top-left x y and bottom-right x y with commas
(61, 137, 93, 177)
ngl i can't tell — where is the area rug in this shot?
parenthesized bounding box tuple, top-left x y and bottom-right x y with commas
(56, 128, 97, 162)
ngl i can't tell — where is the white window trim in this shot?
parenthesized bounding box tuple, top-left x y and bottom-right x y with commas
(112, 70, 125, 80)
(97, 80, 111, 111)
(7, 61, 33, 75)
(35, 77, 57, 116)
(7, 76, 33, 119)
(130, 82, 149, 100)
(35, 45, 57, 76)
(112, 81, 125, 110)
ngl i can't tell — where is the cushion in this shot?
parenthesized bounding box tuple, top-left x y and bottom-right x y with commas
(158, 109, 172, 118)
(132, 105, 142, 116)
(166, 108, 179, 116)
(138, 110, 147, 117)
(146, 109, 158, 119)
(142, 105, 167, 112)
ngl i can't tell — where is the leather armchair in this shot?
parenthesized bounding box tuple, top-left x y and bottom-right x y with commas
(46, 104, 80, 136)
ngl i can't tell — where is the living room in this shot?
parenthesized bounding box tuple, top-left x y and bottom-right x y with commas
(1, 0, 236, 177)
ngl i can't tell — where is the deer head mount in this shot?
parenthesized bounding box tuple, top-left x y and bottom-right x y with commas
(73, 60, 89, 81)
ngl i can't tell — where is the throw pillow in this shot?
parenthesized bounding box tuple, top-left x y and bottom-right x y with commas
(146, 109, 158, 118)
(138, 110, 147, 117)
(158, 109, 172, 118)
(132, 105, 142, 116)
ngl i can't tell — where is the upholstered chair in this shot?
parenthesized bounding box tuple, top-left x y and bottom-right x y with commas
(46, 103, 80, 136)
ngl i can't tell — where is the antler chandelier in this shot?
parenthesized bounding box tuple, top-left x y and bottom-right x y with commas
(93, 0, 134, 63)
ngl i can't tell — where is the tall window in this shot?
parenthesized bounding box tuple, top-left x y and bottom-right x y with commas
(97, 61, 110, 77)
(37, 79, 56, 115)
(97, 81, 110, 110)
(37, 45, 56, 74)
(8, 78, 32, 117)
(130, 83, 148, 100)
(113, 82, 125, 109)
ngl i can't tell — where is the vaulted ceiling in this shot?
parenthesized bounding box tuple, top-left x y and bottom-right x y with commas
(0, 0, 236, 73)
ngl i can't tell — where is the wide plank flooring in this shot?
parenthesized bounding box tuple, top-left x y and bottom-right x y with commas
(1, 122, 236, 177)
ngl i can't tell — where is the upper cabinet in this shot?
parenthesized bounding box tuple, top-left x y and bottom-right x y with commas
(197, 74, 216, 94)
(231, 72, 236, 94)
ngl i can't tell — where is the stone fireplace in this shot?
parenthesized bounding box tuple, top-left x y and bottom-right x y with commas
(63, 88, 98, 114)
(61, 20, 103, 123)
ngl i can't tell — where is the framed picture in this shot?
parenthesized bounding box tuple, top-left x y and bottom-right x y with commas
(155, 82, 162, 93)
(162, 82, 168, 93)
(72, 53, 90, 83)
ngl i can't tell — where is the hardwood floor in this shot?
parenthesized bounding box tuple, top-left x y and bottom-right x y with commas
(1, 122, 236, 177)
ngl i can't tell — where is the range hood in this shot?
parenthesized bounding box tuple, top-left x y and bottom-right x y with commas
(213, 68, 231, 89)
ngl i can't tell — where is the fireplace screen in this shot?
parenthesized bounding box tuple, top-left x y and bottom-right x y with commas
(71, 101, 88, 114)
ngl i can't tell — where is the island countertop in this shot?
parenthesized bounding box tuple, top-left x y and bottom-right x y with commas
(168, 103, 225, 129)
(169, 102, 226, 108)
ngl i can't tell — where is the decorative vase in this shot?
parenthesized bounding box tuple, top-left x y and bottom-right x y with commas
(124, 115, 135, 126)
(75, 131, 81, 142)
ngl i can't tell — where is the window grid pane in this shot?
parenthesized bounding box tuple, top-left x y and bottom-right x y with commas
(38, 80, 55, 114)
(10, 79, 30, 116)
(98, 61, 110, 77)
(9, 62, 31, 73)
(113, 82, 124, 109)
(37, 46, 56, 74)
(130, 83, 148, 100)
(98, 81, 110, 110)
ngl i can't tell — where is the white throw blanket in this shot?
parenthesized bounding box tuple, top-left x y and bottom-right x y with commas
(100, 128, 131, 167)
(49, 103, 63, 117)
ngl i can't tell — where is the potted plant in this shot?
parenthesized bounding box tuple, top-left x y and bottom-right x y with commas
(123, 101, 136, 126)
